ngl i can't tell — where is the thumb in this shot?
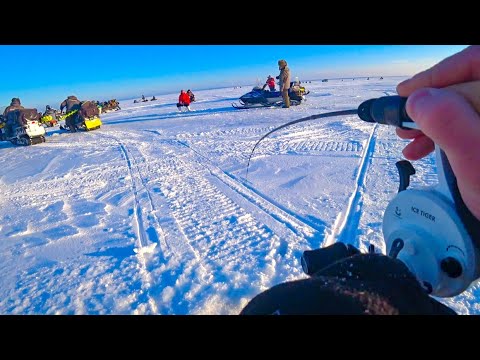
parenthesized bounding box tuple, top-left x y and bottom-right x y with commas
(406, 87, 480, 220)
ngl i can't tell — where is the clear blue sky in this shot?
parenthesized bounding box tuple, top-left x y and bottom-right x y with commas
(0, 45, 467, 110)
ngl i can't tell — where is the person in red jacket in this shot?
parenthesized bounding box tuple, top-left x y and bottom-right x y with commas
(177, 90, 192, 112)
(262, 75, 276, 91)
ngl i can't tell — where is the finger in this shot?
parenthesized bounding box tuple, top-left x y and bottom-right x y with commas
(407, 87, 480, 219)
(396, 128, 424, 140)
(406, 87, 480, 158)
(401, 135, 435, 160)
(397, 45, 480, 96)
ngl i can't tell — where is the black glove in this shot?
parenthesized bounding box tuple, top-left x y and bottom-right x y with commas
(240, 244, 457, 315)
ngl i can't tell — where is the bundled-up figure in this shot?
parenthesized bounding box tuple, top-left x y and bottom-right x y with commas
(177, 90, 192, 112)
(0, 98, 45, 145)
(44, 105, 55, 115)
(2, 98, 25, 137)
(60, 97, 102, 132)
(277, 59, 291, 108)
(187, 89, 195, 103)
(40, 105, 59, 127)
(262, 75, 276, 91)
(3, 97, 24, 117)
(102, 99, 121, 112)
(60, 95, 82, 132)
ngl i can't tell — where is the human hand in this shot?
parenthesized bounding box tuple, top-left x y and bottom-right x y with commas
(396, 45, 480, 220)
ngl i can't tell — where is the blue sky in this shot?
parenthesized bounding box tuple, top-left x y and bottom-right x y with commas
(0, 45, 467, 110)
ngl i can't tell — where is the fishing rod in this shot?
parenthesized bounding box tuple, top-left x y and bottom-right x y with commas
(247, 85, 480, 297)
(245, 109, 358, 180)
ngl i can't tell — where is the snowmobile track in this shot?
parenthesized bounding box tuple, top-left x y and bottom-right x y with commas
(103, 132, 285, 298)
(156, 133, 323, 240)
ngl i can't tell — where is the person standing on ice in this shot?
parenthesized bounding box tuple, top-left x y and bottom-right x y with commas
(240, 45, 480, 315)
(177, 90, 192, 112)
(276, 59, 291, 108)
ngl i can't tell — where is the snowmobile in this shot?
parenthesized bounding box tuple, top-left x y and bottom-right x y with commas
(100, 99, 121, 113)
(59, 101, 102, 132)
(82, 115, 102, 131)
(40, 109, 60, 127)
(0, 109, 46, 145)
(232, 84, 309, 109)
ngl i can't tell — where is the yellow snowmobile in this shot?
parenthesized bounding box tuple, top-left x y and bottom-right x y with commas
(40, 114, 58, 127)
(59, 101, 102, 132)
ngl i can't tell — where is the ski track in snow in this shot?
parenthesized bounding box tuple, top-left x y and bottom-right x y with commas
(102, 134, 161, 313)
(324, 123, 378, 248)
(1, 79, 478, 314)
(325, 90, 394, 251)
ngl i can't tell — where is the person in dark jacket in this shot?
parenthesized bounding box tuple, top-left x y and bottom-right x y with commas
(60, 95, 81, 132)
(3, 98, 25, 137)
(3, 97, 24, 117)
(187, 89, 195, 103)
(41, 105, 59, 126)
(43, 105, 57, 118)
(241, 45, 480, 315)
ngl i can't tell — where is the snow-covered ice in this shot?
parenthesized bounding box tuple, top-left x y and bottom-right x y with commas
(1, 77, 478, 314)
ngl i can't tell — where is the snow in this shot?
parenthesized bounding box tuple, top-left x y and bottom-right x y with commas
(1, 77, 479, 314)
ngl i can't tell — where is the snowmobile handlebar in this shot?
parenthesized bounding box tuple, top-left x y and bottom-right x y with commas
(358, 81, 480, 128)
(357, 96, 414, 129)
(58, 109, 79, 121)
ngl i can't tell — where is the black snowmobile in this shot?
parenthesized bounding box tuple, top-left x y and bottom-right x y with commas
(232, 84, 309, 109)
